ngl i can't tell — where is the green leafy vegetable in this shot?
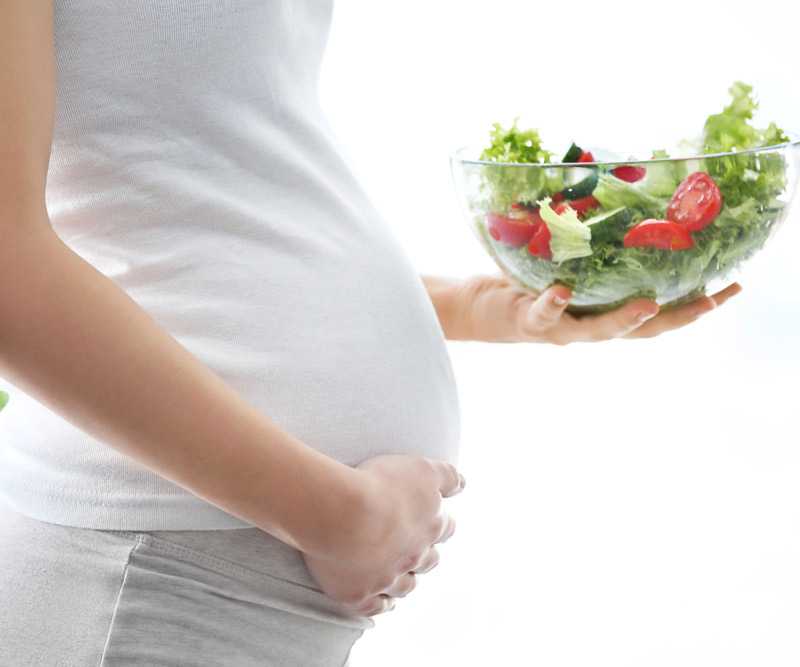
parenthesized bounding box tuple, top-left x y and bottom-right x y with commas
(640, 150, 688, 198)
(478, 118, 554, 212)
(699, 82, 789, 155)
(697, 83, 790, 210)
(471, 82, 795, 313)
(592, 173, 667, 219)
(480, 117, 553, 164)
(537, 197, 592, 263)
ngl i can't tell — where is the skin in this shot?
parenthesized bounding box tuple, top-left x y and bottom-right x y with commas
(346, 275, 743, 615)
(421, 274, 743, 344)
(4, 0, 743, 626)
(2, 0, 459, 622)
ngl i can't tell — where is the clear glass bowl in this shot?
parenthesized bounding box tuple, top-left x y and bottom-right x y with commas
(451, 138, 800, 314)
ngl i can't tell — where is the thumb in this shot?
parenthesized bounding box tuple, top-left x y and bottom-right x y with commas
(520, 286, 571, 335)
(430, 460, 466, 498)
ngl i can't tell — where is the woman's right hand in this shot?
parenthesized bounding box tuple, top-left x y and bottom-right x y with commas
(301, 454, 465, 617)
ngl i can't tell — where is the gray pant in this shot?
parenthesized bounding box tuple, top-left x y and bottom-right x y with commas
(0, 500, 371, 666)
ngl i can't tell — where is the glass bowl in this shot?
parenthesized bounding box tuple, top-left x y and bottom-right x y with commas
(450, 138, 800, 314)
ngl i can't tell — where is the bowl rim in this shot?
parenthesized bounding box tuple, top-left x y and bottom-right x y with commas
(451, 132, 800, 167)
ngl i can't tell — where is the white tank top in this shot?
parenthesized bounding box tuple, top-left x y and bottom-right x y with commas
(0, 0, 461, 529)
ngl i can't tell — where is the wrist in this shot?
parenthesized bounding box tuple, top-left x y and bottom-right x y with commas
(286, 457, 369, 557)
(203, 415, 367, 556)
(420, 274, 471, 340)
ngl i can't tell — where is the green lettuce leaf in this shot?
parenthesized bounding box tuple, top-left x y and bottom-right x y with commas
(700, 82, 789, 155)
(475, 82, 794, 313)
(478, 118, 554, 212)
(592, 173, 668, 219)
(537, 197, 592, 263)
(480, 117, 554, 164)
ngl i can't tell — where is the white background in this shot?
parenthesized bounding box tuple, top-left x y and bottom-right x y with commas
(319, 1, 800, 665)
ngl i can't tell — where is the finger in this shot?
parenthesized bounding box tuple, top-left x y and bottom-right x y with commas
(623, 297, 715, 338)
(625, 283, 744, 339)
(434, 512, 456, 545)
(356, 594, 395, 617)
(623, 295, 716, 339)
(708, 282, 743, 307)
(382, 572, 417, 598)
(429, 459, 465, 498)
(570, 299, 660, 341)
(411, 545, 440, 575)
(518, 286, 572, 337)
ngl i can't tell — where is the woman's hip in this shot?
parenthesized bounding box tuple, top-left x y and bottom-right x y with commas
(0, 500, 369, 666)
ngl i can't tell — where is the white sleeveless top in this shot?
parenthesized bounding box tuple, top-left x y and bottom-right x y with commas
(0, 0, 460, 529)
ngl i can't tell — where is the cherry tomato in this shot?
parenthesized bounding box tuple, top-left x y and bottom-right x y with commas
(486, 208, 543, 247)
(552, 191, 565, 204)
(553, 195, 600, 219)
(527, 222, 551, 259)
(623, 219, 694, 251)
(613, 164, 646, 183)
(577, 150, 595, 163)
(666, 172, 722, 233)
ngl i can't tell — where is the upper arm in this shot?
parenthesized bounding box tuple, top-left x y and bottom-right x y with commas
(0, 0, 56, 223)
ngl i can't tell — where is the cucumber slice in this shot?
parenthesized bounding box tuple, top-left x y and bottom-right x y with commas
(562, 143, 583, 163)
(584, 207, 634, 249)
(562, 172, 599, 200)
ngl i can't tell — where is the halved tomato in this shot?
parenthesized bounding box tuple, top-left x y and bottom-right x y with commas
(527, 222, 551, 259)
(623, 219, 694, 251)
(486, 208, 543, 247)
(666, 172, 722, 233)
(613, 164, 646, 183)
(554, 195, 600, 219)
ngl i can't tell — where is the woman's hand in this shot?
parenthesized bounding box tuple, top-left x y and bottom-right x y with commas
(301, 454, 464, 617)
(423, 274, 742, 344)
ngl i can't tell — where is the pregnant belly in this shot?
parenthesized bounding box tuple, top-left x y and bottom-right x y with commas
(203, 315, 461, 467)
(158, 252, 462, 468)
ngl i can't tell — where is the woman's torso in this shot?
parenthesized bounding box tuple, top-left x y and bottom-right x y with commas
(0, 0, 460, 529)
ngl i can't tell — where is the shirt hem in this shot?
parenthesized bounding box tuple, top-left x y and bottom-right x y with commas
(0, 483, 254, 531)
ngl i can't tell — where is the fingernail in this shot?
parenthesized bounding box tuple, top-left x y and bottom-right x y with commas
(636, 312, 656, 322)
(458, 474, 467, 490)
(553, 296, 568, 306)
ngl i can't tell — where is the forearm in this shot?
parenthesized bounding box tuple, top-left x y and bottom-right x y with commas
(420, 274, 471, 340)
(0, 212, 360, 554)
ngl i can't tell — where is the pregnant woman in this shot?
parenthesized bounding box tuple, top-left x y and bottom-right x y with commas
(0, 1, 740, 665)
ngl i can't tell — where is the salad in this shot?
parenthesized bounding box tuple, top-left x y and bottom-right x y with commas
(461, 82, 796, 313)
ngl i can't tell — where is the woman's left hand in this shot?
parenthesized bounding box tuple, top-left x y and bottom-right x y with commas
(432, 274, 742, 345)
